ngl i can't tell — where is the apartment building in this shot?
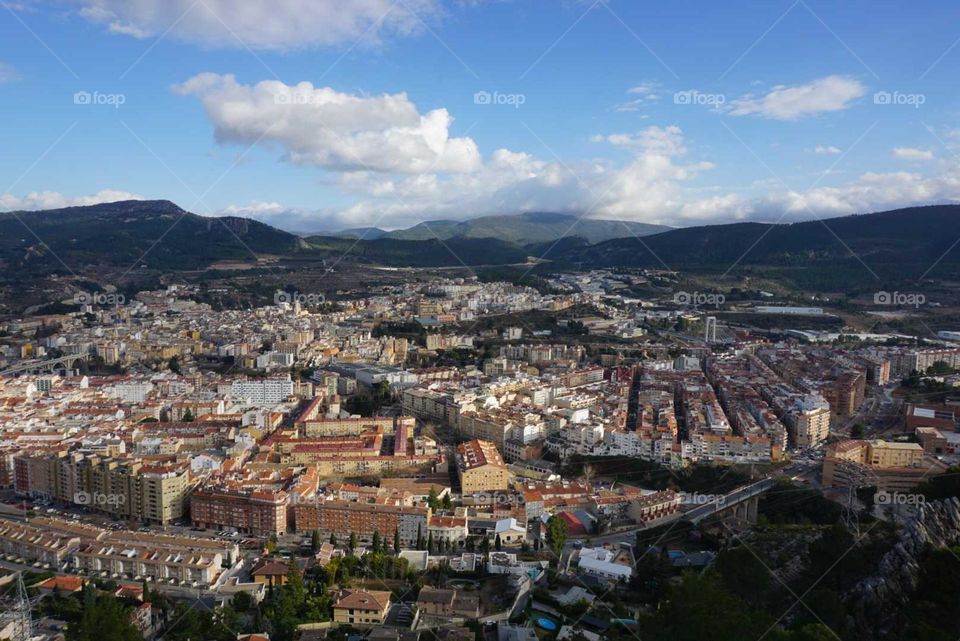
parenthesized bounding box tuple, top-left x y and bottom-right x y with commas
(401, 387, 458, 425)
(230, 376, 295, 406)
(191, 486, 289, 535)
(294, 499, 429, 547)
(822, 439, 946, 493)
(14, 453, 192, 525)
(456, 440, 510, 494)
(786, 396, 832, 448)
(302, 415, 413, 437)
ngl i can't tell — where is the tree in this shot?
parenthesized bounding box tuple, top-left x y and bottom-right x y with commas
(427, 487, 441, 511)
(427, 532, 435, 553)
(416, 524, 425, 550)
(393, 528, 401, 554)
(441, 493, 452, 510)
(716, 547, 770, 606)
(181, 409, 194, 422)
(311, 529, 321, 553)
(231, 590, 252, 612)
(68, 593, 141, 641)
(545, 515, 568, 559)
(372, 530, 382, 552)
(637, 572, 774, 641)
(168, 356, 182, 375)
(330, 533, 338, 546)
(349, 532, 357, 554)
(495, 534, 502, 551)
(285, 561, 307, 607)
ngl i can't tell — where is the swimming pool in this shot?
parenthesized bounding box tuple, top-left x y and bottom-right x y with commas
(535, 617, 558, 631)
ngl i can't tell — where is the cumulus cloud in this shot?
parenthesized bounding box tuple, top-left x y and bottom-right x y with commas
(727, 75, 866, 120)
(0, 189, 143, 211)
(161, 73, 960, 231)
(813, 145, 842, 156)
(321, 126, 723, 229)
(754, 164, 960, 221)
(174, 73, 481, 174)
(78, 0, 440, 50)
(892, 147, 934, 161)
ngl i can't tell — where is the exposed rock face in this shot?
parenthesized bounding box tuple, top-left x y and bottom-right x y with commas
(852, 497, 960, 619)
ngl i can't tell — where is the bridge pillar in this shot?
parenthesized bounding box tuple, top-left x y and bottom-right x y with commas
(746, 496, 758, 523)
(736, 502, 747, 523)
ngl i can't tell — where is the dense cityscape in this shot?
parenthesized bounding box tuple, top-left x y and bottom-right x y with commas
(0, 273, 957, 641)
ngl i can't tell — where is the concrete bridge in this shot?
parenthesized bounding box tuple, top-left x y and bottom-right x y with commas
(0, 353, 89, 377)
(682, 477, 778, 527)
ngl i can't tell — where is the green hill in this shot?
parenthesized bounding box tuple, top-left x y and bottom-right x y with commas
(553, 204, 960, 287)
(0, 199, 303, 274)
(380, 211, 670, 244)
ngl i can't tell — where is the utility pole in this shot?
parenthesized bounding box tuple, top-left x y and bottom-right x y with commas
(5, 571, 34, 641)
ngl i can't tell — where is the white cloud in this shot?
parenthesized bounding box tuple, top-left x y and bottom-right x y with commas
(755, 165, 960, 221)
(614, 82, 662, 112)
(592, 126, 687, 156)
(0, 62, 18, 83)
(892, 147, 934, 161)
(813, 145, 842, 156)
(728, 75, 866, 121)
(220, 201, 287, 217)
(327, 125, 719, 229)
(221, 155, 960, 232)
(174, 73, 481, 174)
(79, 0, 441, 50)
(0, 189, 144, 211)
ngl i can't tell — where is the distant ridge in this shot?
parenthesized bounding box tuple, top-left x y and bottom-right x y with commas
(4, 200, 960, 289)
(330, 211, 670, 245)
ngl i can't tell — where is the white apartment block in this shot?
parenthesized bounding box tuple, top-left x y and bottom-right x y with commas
(230, 377, 295, 406)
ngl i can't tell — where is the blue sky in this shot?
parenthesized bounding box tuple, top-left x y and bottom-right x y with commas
(1, 0, 959, 231)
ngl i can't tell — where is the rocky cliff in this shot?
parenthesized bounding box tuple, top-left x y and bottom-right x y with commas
(851, 497, 960, 627)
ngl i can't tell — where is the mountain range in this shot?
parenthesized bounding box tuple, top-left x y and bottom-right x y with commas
(3, 200, 960, 290)
(331, 211, 670, 244)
